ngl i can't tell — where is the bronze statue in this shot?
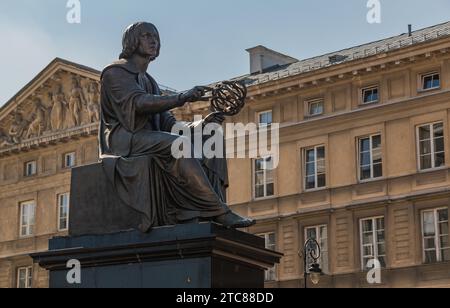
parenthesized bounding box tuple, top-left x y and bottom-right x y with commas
(99, 22, 255, 232)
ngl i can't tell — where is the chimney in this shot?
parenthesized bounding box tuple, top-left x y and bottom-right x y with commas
(246, 45, 298, 74)
(408, 24, 412, 37)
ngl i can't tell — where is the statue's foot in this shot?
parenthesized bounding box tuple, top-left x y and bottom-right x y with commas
(214, 211, 256, 228)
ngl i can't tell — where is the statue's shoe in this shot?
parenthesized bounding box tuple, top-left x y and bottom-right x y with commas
(214, 211, 256, 228)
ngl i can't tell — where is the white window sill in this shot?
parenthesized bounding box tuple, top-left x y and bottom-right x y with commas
(358, 177, 385, 184)
(417, 166, 447, 174)
(253, 195, 276, 202)
(418, 87, 441, 93)
(360, 100, 379, 106)
(303, 187, 328, 193)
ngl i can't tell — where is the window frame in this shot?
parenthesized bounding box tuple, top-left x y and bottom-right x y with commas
(358, 134, 383, 182)
(19, 201, 36, 238)
(359, 216, 386, 271)
(416, 122, 446, 171)
(16, 266, 33, 289)
(306, 98, 325, 117)
(303, 145, 326, 191)
(361, 85, 380, 105)
(57, 193, 70, 231)
(420, 71, 441, 92)
(304, 224, 329, 274)
(24, 160, 37, 177)
(253, 156, 275, 200)
(421, 207, 450, 264)
(63, 152, 76, 169)
(257, 110, 273, 127)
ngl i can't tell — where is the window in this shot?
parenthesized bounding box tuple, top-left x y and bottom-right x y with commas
(362, 86, 379, 104)
(63, 152, 76, 168)
(258, 233, 277, 281)
(24, 161, 37, 177)
(20, 201, 36, 237)
(254, 157, 274, 199)
(417, 122, 445, 171)
(58, 193, 70, 231)
(421, 72, 440, 91)
(258, 111, 272, 127)
(304, 146, 326, 190)
(360, 217, 386, 270)
(17, 266, 33, 289)
(305, 225, 329, 274)
(359, 135, 382, 181)
(307, 99, 324, 116)
(422, 208, 449, 264)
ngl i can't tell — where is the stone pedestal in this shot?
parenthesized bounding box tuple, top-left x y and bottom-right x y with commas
(31, 223, 282, 288)
(69, 163, 141, 236)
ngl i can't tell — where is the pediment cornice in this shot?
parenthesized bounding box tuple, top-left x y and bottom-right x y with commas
(0, 58, 101, 154)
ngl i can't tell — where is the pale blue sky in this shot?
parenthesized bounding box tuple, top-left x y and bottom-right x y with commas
(1, 0, 450, 105)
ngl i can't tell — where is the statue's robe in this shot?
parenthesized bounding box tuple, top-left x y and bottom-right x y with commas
(99, 59, 229, 231)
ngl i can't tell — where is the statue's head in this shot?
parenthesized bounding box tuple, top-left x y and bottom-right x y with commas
(120, 22, 160, 61)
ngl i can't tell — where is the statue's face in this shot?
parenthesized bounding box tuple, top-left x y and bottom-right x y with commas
(137, 25, 160, 59)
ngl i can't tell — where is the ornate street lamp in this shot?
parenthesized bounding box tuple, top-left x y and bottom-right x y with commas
(300, 238, 323, 288)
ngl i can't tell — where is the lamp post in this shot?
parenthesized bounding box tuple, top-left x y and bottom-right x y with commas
(300, 238, 323, 288)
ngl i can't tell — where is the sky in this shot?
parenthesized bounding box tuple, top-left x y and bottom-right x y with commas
(1, 0, 450, 105)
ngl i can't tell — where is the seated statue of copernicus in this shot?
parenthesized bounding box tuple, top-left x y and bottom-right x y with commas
(99, 22, 255, 232)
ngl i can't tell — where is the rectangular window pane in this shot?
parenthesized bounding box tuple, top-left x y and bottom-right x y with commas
(317, 174, 326, 188)
(419, 126, 431, 140)
(424, 237, 436, 249)
(18, 269, 26, 288)
(423, 212, 436, 237)
(255, 172, 264, 186)
(420, 155, 432, 170)
(373, 164, 383, 178)
(305, 176, 316, 190)
(306, 150, 315, 163)
(316, 147, 325, 160)
(425, 250, 437, 263)
(362, 219, 373, 233)
(255, 186, 264, 199)
(259, 112, 272, 126)
(360, 152, 371, 166)
(266, 183, 274, 196)
(434, 123, 444, 137)
(360, 138, 370, 152)
(435, 138, 445, 153)
(440, 236, 449, 249)
(420, 140, 432, 155)
(360, 166, 371, 180)
(372, 148, 382, 165)
(438, 209, 449, 222)
(306, 228, 317, 240)
(435, 152, 445, 168)
(442, 249, 450, 261)
(306, 162, 315, 176)
(372, 135, 381, 148)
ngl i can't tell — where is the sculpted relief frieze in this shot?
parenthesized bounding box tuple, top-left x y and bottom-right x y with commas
(0, 71, 100, 150)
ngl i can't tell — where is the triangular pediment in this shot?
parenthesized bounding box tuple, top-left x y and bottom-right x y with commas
(0, 58, 101, 153)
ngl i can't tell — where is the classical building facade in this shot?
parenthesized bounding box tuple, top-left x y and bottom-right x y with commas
(1, 21, 450, 288)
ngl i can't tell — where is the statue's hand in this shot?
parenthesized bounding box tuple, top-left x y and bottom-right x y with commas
(179, 86, 211, 104)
